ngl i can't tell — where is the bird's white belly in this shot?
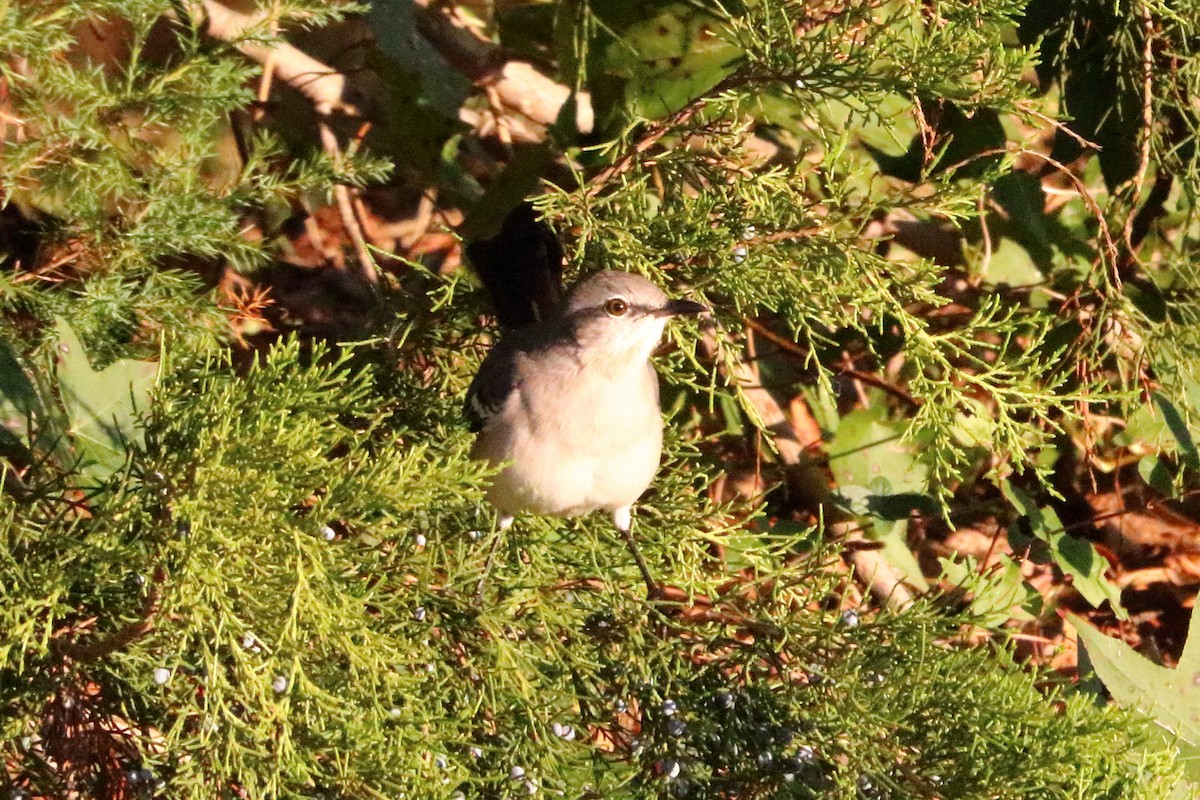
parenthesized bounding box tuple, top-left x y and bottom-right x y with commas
(480, 369, 664, 517)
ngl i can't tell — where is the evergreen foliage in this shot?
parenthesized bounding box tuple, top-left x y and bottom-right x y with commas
(1, 0, 1198, 798)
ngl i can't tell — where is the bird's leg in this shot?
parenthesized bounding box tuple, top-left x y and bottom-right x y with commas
(474, 514, 514, 604)
(612, 506, 660, 598)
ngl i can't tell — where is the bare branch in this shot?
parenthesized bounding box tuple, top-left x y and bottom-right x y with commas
(318, 121, 378, 284)
(194, 1, 355, 116)
(53, 570, 164, 663)
(412, 0, 593, 138)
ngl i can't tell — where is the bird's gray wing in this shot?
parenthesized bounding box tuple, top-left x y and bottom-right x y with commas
(465, 340, 521, 433)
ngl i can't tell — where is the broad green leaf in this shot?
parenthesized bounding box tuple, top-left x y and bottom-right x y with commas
(1074, 609, 1200, 787)
(599, 3, 742, 120)
(1151, 393, 1200, 469)
(818, 93, 916, 159)
(1003, 481, 1125, 617)
(988, 171, 1053, 267)
(829, 404, 926, 496)
(948, 396, 997, 449)
(0, 338, 38, 418)
(54, 320, 158, 481)
(829, 404, 931, 590)
(1138, 454, 1175, 495)
(976, 237, 1044, 289)
(871, 518, 929, 593)
(1120, 386, 1200, 475)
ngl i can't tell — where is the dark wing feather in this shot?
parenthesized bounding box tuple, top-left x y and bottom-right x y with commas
(464, 340, 521, 433)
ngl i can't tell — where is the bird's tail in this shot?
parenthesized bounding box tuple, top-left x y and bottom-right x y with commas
(464, 203, 564, 331)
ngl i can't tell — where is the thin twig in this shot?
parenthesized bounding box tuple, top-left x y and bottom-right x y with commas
(1128, 1, 1156, 204)
(317, 121, 377, 284)
(1015, 102, 1102, 152)
(586, 103, 706, 198)
(53, 570, 164, 662)
(977, 185, 992, 283)
(252, 3, 280, 121)
(1119, 3, 1160, 264)
(742, 318, 919, 409)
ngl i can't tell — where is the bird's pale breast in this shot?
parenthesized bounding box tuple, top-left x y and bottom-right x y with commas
(474, 350, 663, 517)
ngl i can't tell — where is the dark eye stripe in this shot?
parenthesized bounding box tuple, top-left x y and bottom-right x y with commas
(567, 303, 656, 324)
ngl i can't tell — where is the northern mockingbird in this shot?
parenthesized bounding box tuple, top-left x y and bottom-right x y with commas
(465, 267, 706, 593)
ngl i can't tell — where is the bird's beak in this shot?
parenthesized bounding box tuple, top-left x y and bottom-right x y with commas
(658, 298, 709, 317)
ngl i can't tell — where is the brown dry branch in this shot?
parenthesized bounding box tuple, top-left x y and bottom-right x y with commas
(195, 1, 355, 116)
(52, 569, 164, 663)
(317, 120, 377, 284)
(412, 0, 594, 139)
(586, 103, 707, 198)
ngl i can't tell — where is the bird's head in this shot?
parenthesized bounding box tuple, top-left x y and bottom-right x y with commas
(563, 271, 707, 365)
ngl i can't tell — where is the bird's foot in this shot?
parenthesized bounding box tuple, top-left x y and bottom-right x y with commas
(475, 514, 512, 604)
(613, 506, 660, 600)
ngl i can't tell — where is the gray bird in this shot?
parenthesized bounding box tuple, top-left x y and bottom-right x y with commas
(466, 270, 707, 592)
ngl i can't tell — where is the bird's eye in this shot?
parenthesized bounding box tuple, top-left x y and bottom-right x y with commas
(604, 298, 629, 317)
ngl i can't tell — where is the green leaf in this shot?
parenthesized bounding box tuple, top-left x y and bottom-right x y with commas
(829, 404, 927, 496)
(938, 553, 1037, 628)
(1138, 455, 1175, 495)
(830, 404, 931, 590)
(948, 396, 997, 449)
(1120, 388, 1200, 472)
(987, 171, 1057, 268)
(872, 518, 929, 592)
(1151, 393, 1200, 470)
(976, 234, 1044, 288)
(1074, 609, 1200, 787)
(54, 319, 158, 481)
(0, 337, 39, 418)
(1002, 481, 1125, 617)
(597, 3, 743, 120)
(0, 337, 41, 456)
(820, 93, 917, 158)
